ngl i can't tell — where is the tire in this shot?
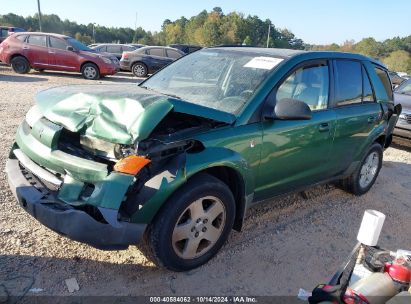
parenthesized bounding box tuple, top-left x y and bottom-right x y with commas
(81, 63, 100, 80)
(145, 173, 235, 271)
(10, 56, 30, 74)
(341, 142, 383, 195)
(132, 62, 148, 77)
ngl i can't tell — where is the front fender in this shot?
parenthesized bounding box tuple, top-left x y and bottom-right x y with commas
(130, 147, 253, 224)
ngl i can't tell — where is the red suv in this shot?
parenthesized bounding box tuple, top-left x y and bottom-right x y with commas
(0, 32, 119, 80)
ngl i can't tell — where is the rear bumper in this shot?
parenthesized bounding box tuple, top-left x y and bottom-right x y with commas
(6, 157, 146, 250)
(119, 61, 131, 71)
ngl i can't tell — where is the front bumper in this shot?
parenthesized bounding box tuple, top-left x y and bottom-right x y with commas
(6, 157, 146, 250)
(100, 63, 120, 76)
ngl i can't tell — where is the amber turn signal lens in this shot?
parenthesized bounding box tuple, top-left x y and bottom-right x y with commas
(114, 155, 151, 175)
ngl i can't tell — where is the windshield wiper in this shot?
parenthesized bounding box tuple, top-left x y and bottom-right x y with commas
(140, 85, 182, 100)
(164, 93, 182, 100)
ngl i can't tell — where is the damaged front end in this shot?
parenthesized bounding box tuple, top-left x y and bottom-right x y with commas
(6, 84, 229, 250)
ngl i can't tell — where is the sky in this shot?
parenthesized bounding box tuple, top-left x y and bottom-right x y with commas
(2, 0, 411, 45)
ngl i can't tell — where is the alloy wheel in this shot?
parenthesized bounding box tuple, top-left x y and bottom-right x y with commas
(172, 196, 226, 259)
(359, 151, 379, 188)
(84, 66, 97, 79)
(133, 64, 146, 77)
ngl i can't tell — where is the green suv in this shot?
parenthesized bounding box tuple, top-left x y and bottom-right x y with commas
(6, 47, 400, 271)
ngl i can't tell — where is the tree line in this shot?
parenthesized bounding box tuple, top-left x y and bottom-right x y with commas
(308, 37, 411, 74)
(0, 8, 304, 49)
(1, 8, 410, 73)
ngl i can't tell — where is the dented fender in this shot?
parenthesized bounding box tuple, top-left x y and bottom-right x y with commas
(130, 147, 254, 224)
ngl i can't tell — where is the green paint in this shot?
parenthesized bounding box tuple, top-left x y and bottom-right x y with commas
(11, 50, 395, 227)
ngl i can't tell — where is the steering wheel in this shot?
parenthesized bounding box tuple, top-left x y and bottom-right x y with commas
(240, 89, 254, 99)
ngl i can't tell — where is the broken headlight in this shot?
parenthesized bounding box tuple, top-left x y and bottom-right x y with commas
(114, 143, 137, 159)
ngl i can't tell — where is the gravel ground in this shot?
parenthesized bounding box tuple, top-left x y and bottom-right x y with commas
(1, 64, 411, 299)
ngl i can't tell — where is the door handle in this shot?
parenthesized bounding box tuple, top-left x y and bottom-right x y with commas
(23, 47, 29, 50)
(367, 116, 376, 124)
(48, 51, 55, 54)
(318, 122, 330, 132)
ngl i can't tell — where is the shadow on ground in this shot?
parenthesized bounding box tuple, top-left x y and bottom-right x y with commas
(392, 137, 411, 153)
(0, 74, 48, 83)
(0, 254, 162, 299)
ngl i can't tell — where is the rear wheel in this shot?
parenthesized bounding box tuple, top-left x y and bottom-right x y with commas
(10, 56, 30, 74)
(341, 143, 383, 195)
(81, 63, 100, 80)
(145, 173, 235, 271)
(132, 62, 148, 77)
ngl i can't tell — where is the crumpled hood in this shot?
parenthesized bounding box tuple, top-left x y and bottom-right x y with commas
(35, 84, 235, 144)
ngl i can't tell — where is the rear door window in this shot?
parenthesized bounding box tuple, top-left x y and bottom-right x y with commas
(374, 66, 393, 100)
(148, 48, 164, 57)
(27, 35, 47, 47)
(333, 60, 362, 106)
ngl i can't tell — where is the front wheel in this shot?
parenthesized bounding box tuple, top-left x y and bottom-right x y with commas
(341, 143, 383, 195)
(145, 173, 235, 271)
(81, 63, 100, 80)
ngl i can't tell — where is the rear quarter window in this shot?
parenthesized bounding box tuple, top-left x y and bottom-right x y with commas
(166, 49, 182, 59)
(374, 66, 393, 100)
(15, 34, 28, 42)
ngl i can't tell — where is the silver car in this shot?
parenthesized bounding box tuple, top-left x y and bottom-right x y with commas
(394, 78, 411, 139)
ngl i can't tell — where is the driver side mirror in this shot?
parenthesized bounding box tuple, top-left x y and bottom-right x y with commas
(264, 98, 312, 120)
(66, 46, 75, 52)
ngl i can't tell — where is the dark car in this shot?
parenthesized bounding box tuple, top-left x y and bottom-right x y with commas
(91, 43, 138, 60)
(0, 26, 25, 43)
(6, 47, 400, 271)
(120, 46, 184, 77)
(168, 44, 202, 54)
(393, 78, 411, 139)
(0, 32, 119, 79)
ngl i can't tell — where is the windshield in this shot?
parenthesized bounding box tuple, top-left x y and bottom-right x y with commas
(66, 38, 93, 52)
(141, 49, 283, 114)
(395, 79, 411, 95)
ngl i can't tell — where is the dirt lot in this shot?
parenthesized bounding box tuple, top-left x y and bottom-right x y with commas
(1, 64, 411, 299)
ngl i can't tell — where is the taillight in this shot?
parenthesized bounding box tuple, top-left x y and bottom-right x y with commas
(122, 53, 129, 59)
